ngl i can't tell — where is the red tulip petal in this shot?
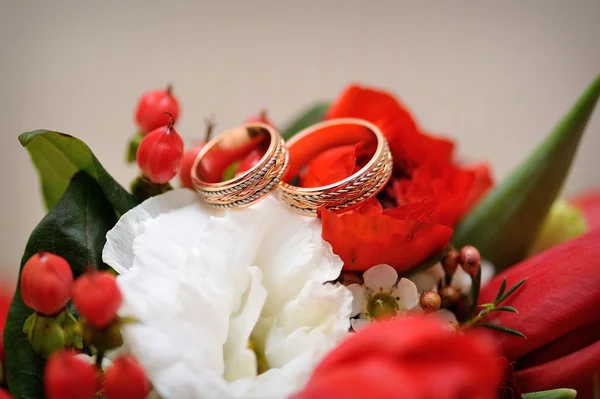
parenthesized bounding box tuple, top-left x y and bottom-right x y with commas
(296, 317, 502, 399)
(570, 190, 600, 231)
(478, 229, 600, 363)
(321, 199, 453, 273)
(515, 338, 600, 398)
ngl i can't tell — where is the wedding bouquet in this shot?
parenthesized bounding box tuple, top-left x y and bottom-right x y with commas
(1, 74, 599, 399)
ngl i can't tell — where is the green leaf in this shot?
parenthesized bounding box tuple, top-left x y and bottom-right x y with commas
(19, 130, 138, 215)
(522, 388, 577, 398)
(496, 305, 519, 313)
(494, 278, 507, 304)
(476, 322, 526, 338)
(453, 74, 600, 270)
(3, 171, 117, 399)
(498, 278, 527, 304)
(281, 102, 329, 140)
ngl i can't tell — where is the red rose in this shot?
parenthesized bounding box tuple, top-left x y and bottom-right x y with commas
(313, 85, 493, 273)
(478, 229, 600, 397)
(294, 316, 503, 399)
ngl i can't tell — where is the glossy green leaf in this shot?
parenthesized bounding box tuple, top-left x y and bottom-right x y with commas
(3, 172, 117, 399)
(453, 74, 600, 270)
(19, 130, 138, 215)
(522, 388, 577, 398)
(476, 322, 526, 338)
(281, 102, 329, 140)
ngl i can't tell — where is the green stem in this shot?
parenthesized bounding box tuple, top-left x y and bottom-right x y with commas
(462, 305, 495, 328)
(95, 351, 104, 370)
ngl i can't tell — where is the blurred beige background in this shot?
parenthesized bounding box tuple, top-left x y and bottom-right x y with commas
(1, 0, 599, 285)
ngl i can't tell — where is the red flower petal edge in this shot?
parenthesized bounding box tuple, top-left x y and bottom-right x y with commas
(315, 84, 493, 272)
(293, 316, 503, 399)
(478, 229, 600, 395)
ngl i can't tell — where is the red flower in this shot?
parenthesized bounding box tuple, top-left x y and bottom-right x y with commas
(570, 190, 600, 231)
(294, 316, 503, 399)
(314, 84, 493, 273)
(478, 229, 600, 397)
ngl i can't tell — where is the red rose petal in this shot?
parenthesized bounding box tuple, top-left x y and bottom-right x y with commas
(321, 199, 453, 273)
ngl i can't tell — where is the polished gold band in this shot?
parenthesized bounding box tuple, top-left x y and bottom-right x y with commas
(278, 118, 393, 216)
(191, 122, 288, 209)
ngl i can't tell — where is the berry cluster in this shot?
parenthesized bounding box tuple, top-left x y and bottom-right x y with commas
(129, 85, 276, 199)
(18, 252, 149, 399)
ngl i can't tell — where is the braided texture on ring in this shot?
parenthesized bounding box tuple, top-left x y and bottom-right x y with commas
(196, 140, 288, 209)
(279, 142, 393, 215)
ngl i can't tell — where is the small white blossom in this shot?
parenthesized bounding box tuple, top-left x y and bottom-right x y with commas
(346, 264, 420, 330)
(409, 260, 495, 295)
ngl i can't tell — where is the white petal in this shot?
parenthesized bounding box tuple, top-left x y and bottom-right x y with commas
(450, 266, 472, 294)
(435, 309, 459, 325)
(346, 284, 366, 317)
(363, 264, 398, 291)
(408, 272, 438, 293)
(108, 193, 350, 399)
(351, 318, 370, 331)
(426, 262, 445, 281)
(103, 189, 214, 274)
(223, 266, 267, 381)
(394, 278, 420, 310)
(480, 259, 495, 285)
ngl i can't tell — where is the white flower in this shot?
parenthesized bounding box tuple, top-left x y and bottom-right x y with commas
(346, 264, 419, 330)
(409, 260, 495, 294)
(102, 190, 352, 399)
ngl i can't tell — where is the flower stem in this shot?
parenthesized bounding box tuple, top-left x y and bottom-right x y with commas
(95, 351, 104, 370)
(462, 304, 495, 328)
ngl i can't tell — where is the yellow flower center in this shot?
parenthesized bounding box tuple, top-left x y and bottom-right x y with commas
(366, 291, 399, 320)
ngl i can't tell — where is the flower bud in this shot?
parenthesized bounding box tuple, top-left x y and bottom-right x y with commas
(0, 388, 12, 399)
(103, 355, 150, 399)
(136, 116, 184, 184)
(245, 110, 276, 128)
(45, 350, 99, 399)
(441, 248, 460, 281)
(179, 116, 215, 189)
(459, 245, 481, 277)
(338, 271, 364, 286)
(419, 291, 441, 313)
(135, 85, 180, 135)
(72, 271, 122, 329)
(439, 286, 462, 309)
(20, 252, 73, 316)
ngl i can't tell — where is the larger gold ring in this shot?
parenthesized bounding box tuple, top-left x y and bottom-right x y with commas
(278, 118, 393, 215)
(191, 122, 288, 209)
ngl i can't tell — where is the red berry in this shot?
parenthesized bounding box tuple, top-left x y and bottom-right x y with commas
(233, 147, 266, 177)
(459, 245, 481, 277)
(103, 355, 150, 399)
(20, 252, 73, 316)
(72, 271, 122, 328)
(135, 85, 180, 134)
(244, 110, 276, 128)
(44, 350, 98, 399)
(0, 388, 12, 399)
(179, 144, 204, 189)
(136, 116, 184, 184)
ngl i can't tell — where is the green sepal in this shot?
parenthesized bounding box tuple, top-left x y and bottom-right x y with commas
(522, 388, 577, 398)
(4, 171, 117, 399)
(281, 102, 329, 140)
(453, 74, 600, 270)
(19, 130, 138, 215)
(130, 175, 172, 202)
(126, 131, 144, 164)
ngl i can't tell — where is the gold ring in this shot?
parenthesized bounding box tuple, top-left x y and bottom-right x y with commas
(278, 118, 393, 215)
(191, 122, 288, 209)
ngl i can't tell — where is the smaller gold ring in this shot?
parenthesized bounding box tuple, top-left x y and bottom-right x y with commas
(191, 122, 288, 209)
(278, 118, 393, 216)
